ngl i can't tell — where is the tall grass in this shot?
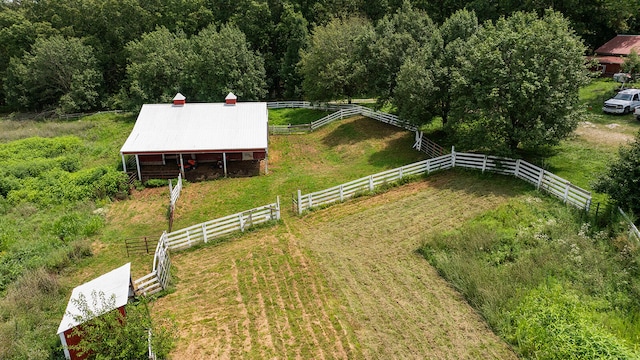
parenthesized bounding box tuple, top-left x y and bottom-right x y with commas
(420, 196, 640, 358)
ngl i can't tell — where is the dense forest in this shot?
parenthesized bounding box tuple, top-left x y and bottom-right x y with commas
(0, 0, 638, 114)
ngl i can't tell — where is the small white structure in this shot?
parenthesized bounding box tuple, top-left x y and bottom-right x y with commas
(57, 263, 134, 360)
(120, 93, 269, 181)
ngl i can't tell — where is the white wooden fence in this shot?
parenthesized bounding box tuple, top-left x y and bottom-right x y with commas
(294, 148, 592, 215)
(168, 173, 183, 211)
(414, 131, 446, 158)
(164, 197, 281, 251)
(619, 207, 640, 244)
(134, 232, 171, 296)
(267, 101, 418, 134)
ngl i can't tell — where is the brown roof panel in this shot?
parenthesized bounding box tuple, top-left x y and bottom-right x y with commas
(595, 35, 640, 56)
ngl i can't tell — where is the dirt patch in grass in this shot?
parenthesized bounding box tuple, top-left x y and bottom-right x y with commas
(575, 121, 634, 148)
(155, 172, 520, 359)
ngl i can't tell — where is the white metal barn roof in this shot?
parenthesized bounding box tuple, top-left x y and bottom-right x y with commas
(57, 263, 132, 335)
(120, 101, 268, 155)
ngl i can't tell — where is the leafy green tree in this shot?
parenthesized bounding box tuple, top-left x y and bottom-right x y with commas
(366, 1, 438, 104)
(594, 131, 640, 217)
(299, 17, 373, 102)
(622, 49, 640, 78)
(394, 8, 478, 126)
(118, 27, 192, 111)
(3, 35, 103, 113)
(276, 3, 309, 99)
(188, 24, 267, 102)
(449, 10, 588, 153)
(70, 291, 176, 360)
(0, 8, 57, 106)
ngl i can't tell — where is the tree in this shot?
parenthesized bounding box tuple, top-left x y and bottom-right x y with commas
(394, 8, 478, 126)
(299, 17, 373, 102)
(119, 27, 192, 111)
(449, 10, 588, 153)
(188, 24, 267, 102)
(594, 131, 640, 217)
(366, 1, 438, 104)
(3, 35, 103, 113)
(69, 291, 176, 359)
(622, 49, 640, 78)
(276, 3, 309, 99)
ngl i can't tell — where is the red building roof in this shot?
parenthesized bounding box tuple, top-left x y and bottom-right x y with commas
(595, 35, 640, 56)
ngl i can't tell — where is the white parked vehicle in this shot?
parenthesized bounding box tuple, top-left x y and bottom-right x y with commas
(602, 89, 640, 114)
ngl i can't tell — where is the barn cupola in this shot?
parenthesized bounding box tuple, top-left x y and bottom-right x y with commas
(225, 92, 237, 105)
(173, 93, 186, 106)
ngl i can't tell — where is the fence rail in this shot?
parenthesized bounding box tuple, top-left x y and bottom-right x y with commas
(268, 123, 312, 134)
(125, 237, 154, 256)
(619, 208, 640, 244)
(165, 197, 281, 251)
(267, 101, 418, 134)
(168, 173, 183, 211)
(134, 233, 171, 296)
(294, 149, 591, 215)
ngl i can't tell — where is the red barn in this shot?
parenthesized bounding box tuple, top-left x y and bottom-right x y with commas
(57, 263, 134, 360)
(120, 92, 269, 182)
(592, 35, 640, 76)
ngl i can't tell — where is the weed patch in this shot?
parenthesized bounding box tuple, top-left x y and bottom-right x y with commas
(420, 196, 640, 357)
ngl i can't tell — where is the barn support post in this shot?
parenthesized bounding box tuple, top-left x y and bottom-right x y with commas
(121, 153, 127, 173)
(135, 154, 142, 181)
(223, 152, 228, 177)
(179, 154, 185, 178)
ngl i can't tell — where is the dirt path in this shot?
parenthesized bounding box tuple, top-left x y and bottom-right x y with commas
(154, 172, 520, 359)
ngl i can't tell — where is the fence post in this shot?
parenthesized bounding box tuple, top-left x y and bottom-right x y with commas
(340, 185, 344, 201)
(585, 197, 591, 212)
(202, 223, 208, 243)
(482, 156, 487, 173)
(451, 146, 456, 167)
(537, 170, 544, 190)
(563, 182, 570, 203)
(308, 192, 313, 210)
(413, 131, 423, 150)
(187, 230, 191, 247)
(297, 190, 302, 215)
(276, 196, 281, 220)
(399, 167, 404, 179)
(369, 175, 374, 191)
(239, 213, 245, 231)
(514, 159, 521, 177)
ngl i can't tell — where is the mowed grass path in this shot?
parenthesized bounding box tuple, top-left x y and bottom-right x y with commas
(154, 172, 522, 359)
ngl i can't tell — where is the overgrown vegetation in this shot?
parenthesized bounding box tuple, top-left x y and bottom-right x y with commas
(70, 292, 177, 359)
(419, 197, 640, 358)
(0, 113, 134, 359)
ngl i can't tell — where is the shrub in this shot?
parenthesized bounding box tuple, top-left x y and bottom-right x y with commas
(70, 292, 177, 359)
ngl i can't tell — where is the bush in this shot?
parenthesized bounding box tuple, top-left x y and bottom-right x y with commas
(70, 292, 177, 359)
(144, 178, 170, 188)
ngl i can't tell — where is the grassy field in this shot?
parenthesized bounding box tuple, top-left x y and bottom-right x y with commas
(154, 172, 523, 359)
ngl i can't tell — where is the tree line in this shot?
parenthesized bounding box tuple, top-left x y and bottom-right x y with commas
(0, 0, 638, 152)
